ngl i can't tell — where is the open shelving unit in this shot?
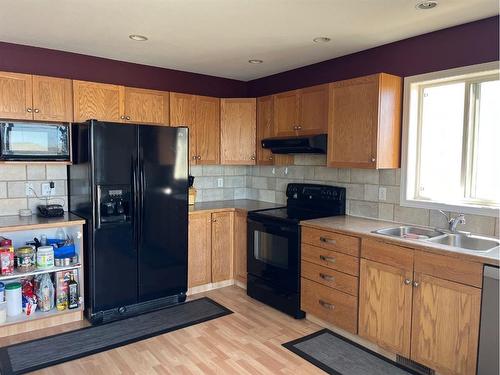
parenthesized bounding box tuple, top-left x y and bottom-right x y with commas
(0, 216, 86, 337)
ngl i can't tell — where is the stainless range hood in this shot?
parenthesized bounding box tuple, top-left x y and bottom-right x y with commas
(261, 134, 327, 154)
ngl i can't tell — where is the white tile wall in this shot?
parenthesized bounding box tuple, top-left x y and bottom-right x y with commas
(0, 164, 67, 216)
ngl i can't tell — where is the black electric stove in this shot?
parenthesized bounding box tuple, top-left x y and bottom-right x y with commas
(246, 183, 346, 318)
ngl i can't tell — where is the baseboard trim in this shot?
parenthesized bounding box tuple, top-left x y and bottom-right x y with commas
(187, 279, 235, 295)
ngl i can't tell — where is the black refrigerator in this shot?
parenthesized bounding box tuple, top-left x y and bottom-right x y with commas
(68, 120, 188, 324)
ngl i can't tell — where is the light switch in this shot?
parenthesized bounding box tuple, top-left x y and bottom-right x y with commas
(379, 187, 387, 201)
(217, 178, 224, 188)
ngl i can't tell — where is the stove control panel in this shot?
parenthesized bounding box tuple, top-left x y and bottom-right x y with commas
(286, 183, 345, 202)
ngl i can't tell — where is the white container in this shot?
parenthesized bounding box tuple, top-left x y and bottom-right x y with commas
(0, 301, 7, 323)
(5, 282, 22, 317)
(37, 246, 54, 269)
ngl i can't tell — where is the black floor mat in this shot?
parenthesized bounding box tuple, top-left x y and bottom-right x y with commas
(0, 297, 232, 374)
(283, 329, 420, 375)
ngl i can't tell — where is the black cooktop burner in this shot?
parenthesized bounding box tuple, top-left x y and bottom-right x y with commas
(248, 207, 331, 223)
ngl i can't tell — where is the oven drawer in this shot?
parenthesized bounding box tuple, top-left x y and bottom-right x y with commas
(302, 227, 360, 256)
(301, 278, 358, 333)
(301, 260, 358, 296)
(301, 243, 359, 276)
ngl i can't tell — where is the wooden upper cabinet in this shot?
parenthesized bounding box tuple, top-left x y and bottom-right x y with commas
(124, 87, 169, 125)
(195, 95, 220, 165)
(220, 98, 256, 165)
(32, 75, 73, 122)
(211, 211, 233, 283)
(358, 258, 413, 357)
(298, 84, 329, 135)
(273, 89, 300, 136)
(411, 273, 481, 375)
(328, 73, 402, 169)
(170, 92, 197, 163)
(73, 80, 125, 123)
(0, 72, 33, 120)
(188, 212, 212, 288)
(256, 96, 275, 165)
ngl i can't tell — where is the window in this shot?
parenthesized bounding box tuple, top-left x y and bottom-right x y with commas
(402, 62, 500, 216)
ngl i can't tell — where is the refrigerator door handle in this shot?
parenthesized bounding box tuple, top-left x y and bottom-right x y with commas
(139, 147, 145, 241)
(132, 152, 138, 245)
(96, 185, 102, 229)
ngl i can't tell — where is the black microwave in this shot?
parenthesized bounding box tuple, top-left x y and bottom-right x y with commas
(0, 122, 70, 161)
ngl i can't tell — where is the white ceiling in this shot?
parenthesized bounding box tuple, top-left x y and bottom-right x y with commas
(0, 0, 497, 81)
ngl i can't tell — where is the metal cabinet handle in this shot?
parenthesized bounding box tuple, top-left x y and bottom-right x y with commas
(413, 281, 420, 288)
(293, 125, 297, 130)
(26, 107, 32, 113)
(319, 255, 336, 263)
(268, 156, 273, 160)
(192, 155, 198, 160)
(319, 273, 335, 282)
(120, 115, 126, 120)
(371, 157, 376, 162)
(212, 219, 217, 223)
(251, 155, 256, 160)
(297, 125, 302, 130)
(404, 279, 412, 285)
(126, 116, 131, 120)
(320, 237, 336, 244)
(318, 300, 335, 310)
(34, 108, 40, 113)
(197, 155, 202, 160)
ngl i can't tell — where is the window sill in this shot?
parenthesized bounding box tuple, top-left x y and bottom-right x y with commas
(400, 198, 500, 217)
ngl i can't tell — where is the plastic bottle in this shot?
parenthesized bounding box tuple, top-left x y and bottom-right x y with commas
(55, 228, 66, 241)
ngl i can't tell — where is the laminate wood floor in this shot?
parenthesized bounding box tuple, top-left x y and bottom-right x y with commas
(0, 286, 324, 374)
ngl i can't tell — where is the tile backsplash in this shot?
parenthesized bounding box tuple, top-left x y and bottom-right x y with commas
(191, 155, 499, 237)
(0, 164, 67, 216)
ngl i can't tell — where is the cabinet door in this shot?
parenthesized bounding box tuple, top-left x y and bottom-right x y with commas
(273, 90, 299, 137)
(220, 98, 256, 165)
(170, 92, 197, 163)
(411, 273, 481, 375)
(211, 211, 233, 282)
(256, 96, 275, 165)
(124, 87, 169, 125)
(0, 72, 33, 120)
(298, 84, 328, 135)
(358, 258, 413, 357)
(188, 212, 212, 288)
(328, 75, 379, 168)
(73, 80, 125, 122)
(233, 210, 247, 283)
(195, 95, 220, 165)
(32, 75, 73, 122)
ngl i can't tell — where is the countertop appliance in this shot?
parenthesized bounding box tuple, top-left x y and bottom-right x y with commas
(68, 120, 188, 324)
(247, 183, 346, 318)
(0, 122, 70, 161)
(477, 265, 499, 375)
(261, 134, 327, 154)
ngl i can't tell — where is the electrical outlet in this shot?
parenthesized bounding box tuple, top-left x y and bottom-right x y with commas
(379, 187, 387, 201)
(25, 182, 34, 196)
(217, 178, 224, 188)
(41, 182, 55, 196)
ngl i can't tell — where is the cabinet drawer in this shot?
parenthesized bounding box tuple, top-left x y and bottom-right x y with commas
(301, 278, 358, 333)
(301, 260, 358, 296)
(302, 227, 360, 256)
(361, 238, 414, 271)
(302, 243, 359, 276)
(414, 251, 483, 288)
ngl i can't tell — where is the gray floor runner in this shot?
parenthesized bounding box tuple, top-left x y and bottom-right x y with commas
(0, 297, 231, 375)
(283, 329, 420, 375)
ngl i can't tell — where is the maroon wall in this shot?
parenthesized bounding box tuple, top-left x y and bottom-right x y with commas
(0, 42, 247, 98)
(247, 16, 499, 97)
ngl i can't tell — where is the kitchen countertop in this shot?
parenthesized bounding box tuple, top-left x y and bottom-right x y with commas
(301, 215, 500, 266)
(189, 200, 282, 214)
(0, 213, 86, 232)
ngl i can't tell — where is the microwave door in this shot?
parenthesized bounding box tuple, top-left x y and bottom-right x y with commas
(0, 122, 70, 161)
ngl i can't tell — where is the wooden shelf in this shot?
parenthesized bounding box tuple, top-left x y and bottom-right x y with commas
(0, 264, 81, 282)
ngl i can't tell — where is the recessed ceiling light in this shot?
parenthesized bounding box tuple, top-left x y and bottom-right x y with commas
(313, 37, 331, 43)
(415, 1, 438, 10)
(248, 59, 263, 64)
(129, 34, 148, 41)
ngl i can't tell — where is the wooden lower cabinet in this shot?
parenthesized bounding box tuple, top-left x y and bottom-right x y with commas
(233, 210, 247, 283)
(211, 211, 234, 282)
(358, 258, 413, 357)
(301, 278, 358, 334)
(188, 212, 212, 288)
(411, 273, 481, 375)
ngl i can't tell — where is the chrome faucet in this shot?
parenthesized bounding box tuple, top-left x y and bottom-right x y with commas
(439, 211, 466, 232)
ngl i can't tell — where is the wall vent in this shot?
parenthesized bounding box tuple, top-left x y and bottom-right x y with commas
(396, 355, 435, 375)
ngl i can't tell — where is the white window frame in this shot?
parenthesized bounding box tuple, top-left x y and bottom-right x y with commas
(401, 61, 500, 217)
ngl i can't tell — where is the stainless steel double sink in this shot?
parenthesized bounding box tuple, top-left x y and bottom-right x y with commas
(372, 226, 500, 252)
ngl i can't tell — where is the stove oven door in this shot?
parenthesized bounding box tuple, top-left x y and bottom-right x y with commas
(247, 217, 300, 292)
